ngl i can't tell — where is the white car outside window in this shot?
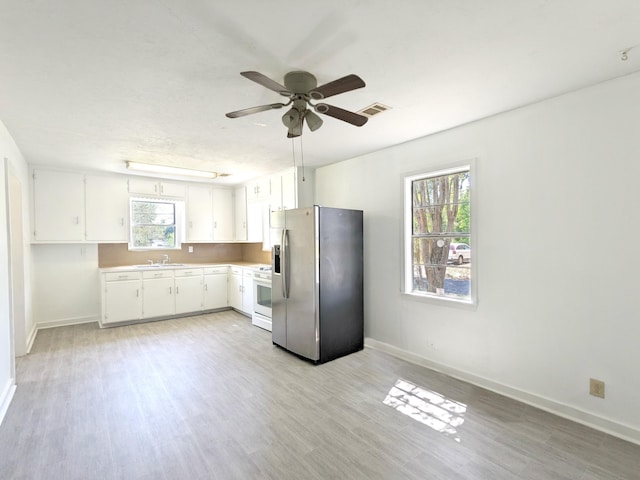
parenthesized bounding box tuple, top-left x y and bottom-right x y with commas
(448, 243, 471, 265)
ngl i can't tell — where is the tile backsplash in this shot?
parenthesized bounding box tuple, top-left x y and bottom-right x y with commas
(98, 242, 270, 267)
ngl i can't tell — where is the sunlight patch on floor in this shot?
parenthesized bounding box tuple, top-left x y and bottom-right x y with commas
(383, 378, 466, 442)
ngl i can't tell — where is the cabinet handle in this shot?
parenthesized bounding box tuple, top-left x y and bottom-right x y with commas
(120, 218, 124, 226)
(176, 286, 180, 294)
(154, 184, 158, 193)
(214, 221, 217, 228)
(169, 287, 172, 294)
(136, 289, 139, 297)
(160, 184, 164, 194)
(205, 284, 208, 291)
(74, 216, 79, 225)
(189, 221, 193, 228)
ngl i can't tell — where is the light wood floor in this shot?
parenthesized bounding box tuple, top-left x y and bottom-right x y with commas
(1, 311, 639, 480)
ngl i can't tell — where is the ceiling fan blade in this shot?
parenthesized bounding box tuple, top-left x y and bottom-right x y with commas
(225, 103, 287, 118)
(315, 103, 368, 127)
(309, 74, 365, 99)
(240, 71, 291, 95)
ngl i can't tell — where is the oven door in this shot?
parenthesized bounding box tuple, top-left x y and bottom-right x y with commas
(254, 279, 272, 318)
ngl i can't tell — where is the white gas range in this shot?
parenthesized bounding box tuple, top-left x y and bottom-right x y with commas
(252, 265, 272, 331)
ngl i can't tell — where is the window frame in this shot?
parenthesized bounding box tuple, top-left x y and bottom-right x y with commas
(402, 161, 477, 307)
(128, 196, 185, 251)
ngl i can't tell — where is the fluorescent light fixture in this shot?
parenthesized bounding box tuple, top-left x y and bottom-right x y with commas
(126, 161, 218, 179)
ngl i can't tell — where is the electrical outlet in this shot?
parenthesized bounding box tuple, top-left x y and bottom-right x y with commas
(188, 246, 193, 253)
(589, 378, 605, 399)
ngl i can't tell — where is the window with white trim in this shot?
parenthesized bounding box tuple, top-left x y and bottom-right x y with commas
(129, 198, 184, 250)
(404, 165, 472, 303)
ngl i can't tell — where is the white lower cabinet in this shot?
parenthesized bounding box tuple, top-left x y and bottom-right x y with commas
(142, 270, 175, 319)
(175, 269, 203, 314)
(101, 264, 256, 326)
(228, 267, 243, 311)
(242, 268, 254, 315)
(102, 272, 142, 324)
(203, 267, 228, 309)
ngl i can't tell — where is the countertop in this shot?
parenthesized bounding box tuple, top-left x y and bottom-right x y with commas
(99, 261, 269, 273)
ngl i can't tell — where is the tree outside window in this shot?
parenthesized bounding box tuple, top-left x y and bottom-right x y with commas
(406, 166, 471, 302)
(130, 199, 181, 249)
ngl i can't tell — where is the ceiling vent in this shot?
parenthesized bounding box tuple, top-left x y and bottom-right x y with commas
(358, 103, 391, 118)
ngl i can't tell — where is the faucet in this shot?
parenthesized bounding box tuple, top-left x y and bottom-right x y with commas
(162, 254, 170, 265)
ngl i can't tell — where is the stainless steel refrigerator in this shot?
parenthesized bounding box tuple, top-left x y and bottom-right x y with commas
(271, 206, 363, 364)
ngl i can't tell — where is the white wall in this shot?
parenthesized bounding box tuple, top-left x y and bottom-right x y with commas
(31, 244, 100, 328)
(0, 119, 31, 423)
(316, 72, 640, 443)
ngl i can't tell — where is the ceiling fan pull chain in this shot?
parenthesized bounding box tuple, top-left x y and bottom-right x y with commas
(299, 135, 305, 182)
(291, 136, 297, 171)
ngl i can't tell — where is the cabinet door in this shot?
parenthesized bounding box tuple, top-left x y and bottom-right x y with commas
(128, 178, 159, 195)
(85, 175, 129, 242)
(212, 188, 234, 241)
(234, 186, 247, 241)
(159, 182, 185, 197)
(246, 200, 263, 242)
(104, 280, 142, 323)
(175, 275, 203, 314)
(186, 185, 213, 242)
(228, 274, 242, 310)
(142, 277, 175, 318)
(204, 274, 228, 309)
(281, 169, 296, 210)
(247, 178, 270, 201)
(270, 174, 283, 211)
(33, 169, 85, 241)
(242, 269, 254, 314)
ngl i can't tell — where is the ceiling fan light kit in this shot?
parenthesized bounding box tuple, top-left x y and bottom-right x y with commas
(226, 70, 368, 137)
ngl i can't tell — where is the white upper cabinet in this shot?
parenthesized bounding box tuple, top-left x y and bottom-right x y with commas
(32, 169, 85, 242)
(212, 188, 234, 241)
(281, 169, 296, 210)
(234, 186, 247, 241)
(246, 177, 270, 201)
(186, 185, 213, 242)
(85, 175, 129, 242)
(128, 178, 186, 197)
(268, 167, 315, 212)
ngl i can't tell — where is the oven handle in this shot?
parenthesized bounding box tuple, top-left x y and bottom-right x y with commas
(282, 228, 289, 299)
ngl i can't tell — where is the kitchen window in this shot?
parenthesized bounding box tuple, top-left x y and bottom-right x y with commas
(403, 164, 474, 304)
(129, 198, 184, 250)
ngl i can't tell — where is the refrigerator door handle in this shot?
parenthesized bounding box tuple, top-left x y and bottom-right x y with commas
(282, 228, 290, 299)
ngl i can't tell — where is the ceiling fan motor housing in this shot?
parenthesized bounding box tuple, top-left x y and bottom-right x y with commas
(283, 71, 317, 95)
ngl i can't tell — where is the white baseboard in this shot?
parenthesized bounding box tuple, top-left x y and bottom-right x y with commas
(26, 324, 37, 354)
(35, 315, 99, 331)
(0, 379, 16, 427)
(364, 337, 640, 446)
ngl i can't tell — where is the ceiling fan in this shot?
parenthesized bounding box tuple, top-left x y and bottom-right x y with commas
(225, 71, 368, 137)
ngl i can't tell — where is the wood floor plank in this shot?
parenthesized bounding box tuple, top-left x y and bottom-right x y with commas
(1, 311, 639, 479)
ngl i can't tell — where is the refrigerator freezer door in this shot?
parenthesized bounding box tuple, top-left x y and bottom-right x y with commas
(271, 210, 286, 348)
(284, 207, 319, 361)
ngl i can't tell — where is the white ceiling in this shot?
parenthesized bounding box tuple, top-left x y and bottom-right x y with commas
(1, 0, 639, 185)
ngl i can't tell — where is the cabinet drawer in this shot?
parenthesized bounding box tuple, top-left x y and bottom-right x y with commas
(105, 272, 142, 282)
(229, 266, 242, 275)
(243, 269, 254, 278)
(142, 270, 174, 279)
(174, 268, 203, 277)
(203, 266, 227, 275)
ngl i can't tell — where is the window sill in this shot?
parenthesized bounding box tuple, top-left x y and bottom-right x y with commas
(401, 291, 478, 311)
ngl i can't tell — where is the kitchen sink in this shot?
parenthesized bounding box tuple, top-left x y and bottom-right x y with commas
(134, 263, 185, 268)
